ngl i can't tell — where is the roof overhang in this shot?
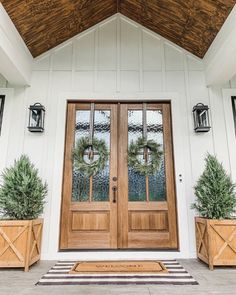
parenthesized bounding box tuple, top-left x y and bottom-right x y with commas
(0, 3, 33, 86)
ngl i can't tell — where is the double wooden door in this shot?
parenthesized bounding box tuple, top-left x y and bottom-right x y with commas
(60, 102, 178, 249)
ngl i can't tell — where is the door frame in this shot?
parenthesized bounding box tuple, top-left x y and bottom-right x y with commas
(59, 101, 178, 250)
(45, 92, 190, 260)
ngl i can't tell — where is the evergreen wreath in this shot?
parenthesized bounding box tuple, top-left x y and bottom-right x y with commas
(128, 137, 163, 176)
(73, 136, 109, 176)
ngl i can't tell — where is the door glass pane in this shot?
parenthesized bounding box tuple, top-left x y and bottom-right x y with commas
(128, 110, 146, 201)
(72, 111, 90, 201)
(128, 108, 166, 202)
(93, 110, 110, 201)
(147, 110, 166, 201)
(72, 108, 110, 202)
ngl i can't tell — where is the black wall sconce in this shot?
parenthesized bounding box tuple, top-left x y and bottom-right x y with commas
(28, 103, 45, 132)
(192, 103, 211, 132)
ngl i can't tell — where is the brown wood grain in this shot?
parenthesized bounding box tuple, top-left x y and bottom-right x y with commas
(1, 0, 117, 57)
(118, 102, 178, 249)
(60, 101, 178, 250)
(117, 103, 129, 248)
(162, 103, 178, 248)
(195, 217, 236, 270)
(119, 0, 236, 58)
(59, 103, 75, 249)
(60, 102, 118, 250)
(2, 0, 235, 58)
(0, 219, 43, 272)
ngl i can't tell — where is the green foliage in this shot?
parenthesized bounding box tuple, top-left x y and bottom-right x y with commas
(73, 136, 109, 177)
(128, 137, 163, 176)
(0, 155, 47, 220)
(192, 154, 236, 219)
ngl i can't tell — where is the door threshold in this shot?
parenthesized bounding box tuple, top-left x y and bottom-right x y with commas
(59, 249, 179, 252)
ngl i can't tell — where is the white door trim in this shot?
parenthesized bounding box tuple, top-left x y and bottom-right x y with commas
(222, 89, 236, 180)
(0, 88, 14, 173)
(43, 91, 192, 260)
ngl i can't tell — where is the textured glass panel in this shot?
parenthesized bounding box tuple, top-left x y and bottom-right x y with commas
(93, 110, 110, 201)
(147, 110, 166, 201)
(75, 111, 90, 141)
(128, 110, 146, 201)
(72, 169, 89, 202)
(128, 110, 143, 145)
(128, 166, 146, 201)
(72, 109, 110, 202)
(72, 110, 90, 202)
(128, 108, 166, 202)
(149, 158, 166, 201)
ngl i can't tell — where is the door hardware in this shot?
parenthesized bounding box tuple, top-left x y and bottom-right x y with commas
(112, 186, 117, 203)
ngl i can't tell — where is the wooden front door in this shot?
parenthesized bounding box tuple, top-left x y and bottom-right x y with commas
(60, 102, 178, 250)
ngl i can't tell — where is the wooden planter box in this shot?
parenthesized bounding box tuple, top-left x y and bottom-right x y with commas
(0, 218, 43, 271)
(195, 217, 236, 270)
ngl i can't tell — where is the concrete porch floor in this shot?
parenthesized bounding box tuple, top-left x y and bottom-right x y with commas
(0, 259, 235, 295)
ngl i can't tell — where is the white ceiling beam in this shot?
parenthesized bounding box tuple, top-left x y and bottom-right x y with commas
(0, 3, 33, 86)
(204, 5, 236, 86)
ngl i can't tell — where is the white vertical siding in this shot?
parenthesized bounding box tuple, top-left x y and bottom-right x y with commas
(0, 14, 235, 259)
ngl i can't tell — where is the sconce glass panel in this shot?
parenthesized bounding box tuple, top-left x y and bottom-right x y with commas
(0, 95, 5, 136)
(232, 96, 236, 136)
(28, 103, 45, 132)
(193, 103, 210, 132)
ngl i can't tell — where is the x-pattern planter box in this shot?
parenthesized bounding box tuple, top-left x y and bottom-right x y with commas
(0, 218, 43, 271)
(195, 217, 236, 270)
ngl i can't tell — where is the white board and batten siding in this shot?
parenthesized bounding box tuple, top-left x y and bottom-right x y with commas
(0, 14, 235, 260)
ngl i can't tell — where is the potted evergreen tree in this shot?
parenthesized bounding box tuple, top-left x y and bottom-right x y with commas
(192, 154, 236, 270)
(0, 155, 47, 271)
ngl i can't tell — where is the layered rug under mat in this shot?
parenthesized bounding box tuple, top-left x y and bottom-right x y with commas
(36, 260, 198, 286)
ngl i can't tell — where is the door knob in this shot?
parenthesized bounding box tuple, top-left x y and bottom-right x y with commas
(112, 186, 117, 203)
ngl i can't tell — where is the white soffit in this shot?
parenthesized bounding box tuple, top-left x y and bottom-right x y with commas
(204, 4, 236, 86)
(0, 3, 33, 86)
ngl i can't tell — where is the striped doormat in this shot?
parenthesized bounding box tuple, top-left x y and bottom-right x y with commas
(36, 260, 198, 286)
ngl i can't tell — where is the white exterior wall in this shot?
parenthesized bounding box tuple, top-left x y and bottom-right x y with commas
(0, 14, 236, 260)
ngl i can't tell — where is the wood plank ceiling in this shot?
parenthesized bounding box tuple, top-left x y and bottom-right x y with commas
(1, 0, 236, 58)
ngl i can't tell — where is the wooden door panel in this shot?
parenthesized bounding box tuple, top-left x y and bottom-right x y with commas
(118, 103, 178, 249)
(129, 211, 168, 231)
(71, 211, 110, 231)
(68, 233, 111, 249)
(128, 233, 170, 249)
(60, 103, 118, 250)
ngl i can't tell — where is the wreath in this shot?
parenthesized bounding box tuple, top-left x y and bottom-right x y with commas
(72, 136, 109, 176)
(128, 137, 163, 175)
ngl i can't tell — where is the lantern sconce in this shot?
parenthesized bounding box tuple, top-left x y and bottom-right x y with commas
(28, 103, 45, 133)
(192, 103, 211, 133)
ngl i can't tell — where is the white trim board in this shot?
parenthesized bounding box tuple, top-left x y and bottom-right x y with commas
(222, 89, 236, 181)
(0, 4, 32, 85)
(0, 88, 14, 172)
(41, 251, 195, 261)
(41, 91, 193, 260)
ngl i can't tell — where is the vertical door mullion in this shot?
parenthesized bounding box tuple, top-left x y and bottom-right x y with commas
(110, 104, 118, 248)
(117, 104, 128, 248)
(59, 103, 76, 249)
(89, 176, 93, 202)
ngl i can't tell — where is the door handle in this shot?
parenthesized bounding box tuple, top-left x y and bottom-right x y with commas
(112, 186, 117, 203)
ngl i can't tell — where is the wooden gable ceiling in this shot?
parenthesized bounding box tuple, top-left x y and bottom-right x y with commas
(1, 0, 236, 58)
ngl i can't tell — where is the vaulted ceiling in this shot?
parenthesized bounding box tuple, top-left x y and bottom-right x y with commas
(1, 0, 236, 58)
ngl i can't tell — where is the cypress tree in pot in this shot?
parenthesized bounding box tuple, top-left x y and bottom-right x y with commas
(0, 155, 47, 271)
(192, 154, 236, 270)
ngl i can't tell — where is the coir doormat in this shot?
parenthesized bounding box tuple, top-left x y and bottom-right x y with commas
(70, 260, 168, 274)
(36, 260, 198, 285)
